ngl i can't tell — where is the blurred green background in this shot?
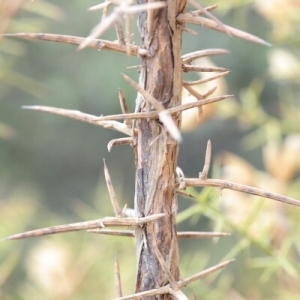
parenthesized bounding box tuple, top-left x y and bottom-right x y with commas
(1, 0, 300, 299)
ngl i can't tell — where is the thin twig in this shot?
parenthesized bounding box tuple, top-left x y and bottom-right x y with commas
(103, 159, 122, 217)
(184, 178, 300, 207)
(114, 255, 123, 297)
(3, 214, 166, 240)
(177, 14, 272, 46)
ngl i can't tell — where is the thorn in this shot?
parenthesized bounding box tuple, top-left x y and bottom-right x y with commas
(178, 25, 198, 35)
(79, 13, 118, 50)
(101, 0, 111, 21)
(191, 5, 217, 15)
(188, 0, 231, 36)
(203, 85, 217, 98)
(178, 260, 235, 287)
(182, 64, 229, 73)
(199, 140, 212, 180)
(183, 85, 204, 101)
(125, 14, 133, 49)
(103, 159, 122, 217)
(126, 65, 142, 70)
(170, 95, 233, 115)
(183, 71, 230, 86)
(177, 231, 230, 238)
(4, 214, 167, 240)
(88, 1, 111, 12)
(182, 49, 230, 64)
(122, 73, 182, 142)
(87, 230, 230, 239)
(115, 20, 126, 45)
(177, 14, 272, 47)
(176, 190, 196, 199)
(169, 289, 189, 300)
(121, 73, 164, 111)
(114, 255, 123, 297)
(118, 88, 132, 128)
(88, 229, 135, 237)
(107, 137, 133, 152)
(152, 236, 179, 290)
(90, 95, 232, 123)
(184, 178, 300, 207)
(21, 105, 133, 136)
(182, 85, 204, 120)
(176, 166, 186, 190)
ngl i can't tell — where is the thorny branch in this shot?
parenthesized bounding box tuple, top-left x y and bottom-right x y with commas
(3, 2, 299, 300)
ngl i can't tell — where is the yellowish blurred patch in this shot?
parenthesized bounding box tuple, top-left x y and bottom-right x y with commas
(256, 0, 300, 41)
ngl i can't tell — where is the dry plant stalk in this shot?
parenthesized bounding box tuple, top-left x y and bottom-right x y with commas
(3, 1, 300, 299)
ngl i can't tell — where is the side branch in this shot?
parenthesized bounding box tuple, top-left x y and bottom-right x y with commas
(88, 229, 230, 238)
(112, 260, 234, 300)
(177, 14, 271, 46)
(185, 178, 300, 207)
(22, 105, 132, 136)
(2, 33, 142, 56)
(3, 214, 166, 240)
(21, 95, 232, 130)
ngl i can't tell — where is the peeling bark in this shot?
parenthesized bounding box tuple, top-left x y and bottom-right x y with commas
(134, 1, 187, 298)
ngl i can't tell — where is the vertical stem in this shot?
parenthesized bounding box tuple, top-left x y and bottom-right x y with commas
(134, 1, 186, 298)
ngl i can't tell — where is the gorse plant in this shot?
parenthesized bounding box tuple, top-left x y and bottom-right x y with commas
(2, 1, 300, 299)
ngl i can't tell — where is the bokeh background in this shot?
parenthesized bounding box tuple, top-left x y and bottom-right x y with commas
(1, 0, 300, 299)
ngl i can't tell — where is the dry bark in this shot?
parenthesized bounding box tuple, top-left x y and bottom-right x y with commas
(134, 1, 187, 298)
